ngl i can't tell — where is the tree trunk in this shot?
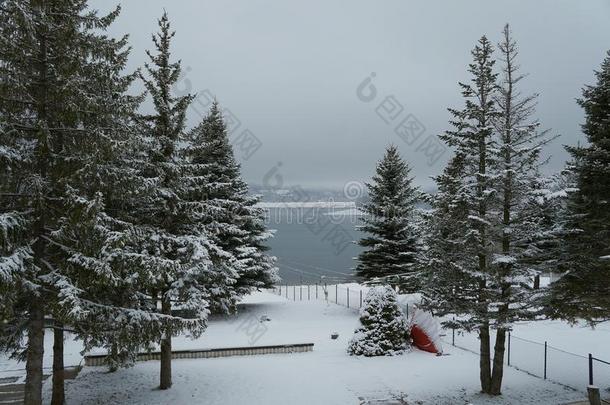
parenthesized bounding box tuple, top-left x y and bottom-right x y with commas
(479, 322, 492, 394)
(490, 328, 507, 395)
(24, 303, 45, 405)
(25, 4, 48, 404)
(533, 275, 540, 289)
(108, 343, 118, 373)
(159, 295, 172, 390)
(51, 324, 65, 405)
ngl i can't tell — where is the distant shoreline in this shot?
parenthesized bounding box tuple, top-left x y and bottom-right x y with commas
(256, 201, 356, 209)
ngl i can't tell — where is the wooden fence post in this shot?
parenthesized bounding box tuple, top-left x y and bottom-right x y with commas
(588, 385, 601, 405)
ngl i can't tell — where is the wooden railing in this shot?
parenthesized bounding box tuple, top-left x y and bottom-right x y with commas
(84, 343, 314, 367)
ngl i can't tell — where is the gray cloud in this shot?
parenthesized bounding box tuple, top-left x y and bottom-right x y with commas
(92, 0, 610, 189)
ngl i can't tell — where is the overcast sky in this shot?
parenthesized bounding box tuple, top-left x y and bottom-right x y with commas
(92, 0, 610, 190)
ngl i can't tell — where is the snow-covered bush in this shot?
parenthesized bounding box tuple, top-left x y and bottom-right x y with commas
(347, 285, 410, 356)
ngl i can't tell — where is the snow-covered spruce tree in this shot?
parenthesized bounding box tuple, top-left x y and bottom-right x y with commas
(355, 146, 422, 292)
(421, 152, 480, 325)
(425, 29, 557, 395)
(134, 12, 227, 390)
(521, 172, 570, 288)
(185, 102, 278, 309)
(0, 4, 64, 401)
(348, 285, 410, 356)
(485, 24, 557, 394)
(429, 36, 500, 394)
(550, 50, 610, 324)
(0, 3, 143, 403)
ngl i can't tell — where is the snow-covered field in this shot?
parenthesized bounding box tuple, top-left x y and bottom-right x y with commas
(448, 319, 610, 392)
(0, 333, 83, 384)
(29, 291, 605, 405)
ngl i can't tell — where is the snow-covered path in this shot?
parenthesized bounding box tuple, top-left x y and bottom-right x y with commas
(52, 292, 586, 404)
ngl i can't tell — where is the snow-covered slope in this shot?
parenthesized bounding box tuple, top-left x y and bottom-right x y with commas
(50, 291, 587, 405)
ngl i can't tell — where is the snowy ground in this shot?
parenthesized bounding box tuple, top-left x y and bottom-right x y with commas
(273, 282, 610, 392)
(449, 319, 610, 392)
(34, 291, 599, 405)
(0, 333, 83, 384)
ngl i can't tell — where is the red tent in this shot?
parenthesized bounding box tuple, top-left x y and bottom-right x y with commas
(409, 308, 443, 354)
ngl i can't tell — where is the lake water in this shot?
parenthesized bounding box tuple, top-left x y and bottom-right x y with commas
(262, 207, 364, 284)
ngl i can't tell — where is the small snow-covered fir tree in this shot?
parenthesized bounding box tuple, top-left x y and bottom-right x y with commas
(550, 50, 610, 324)
(348, 285, 410, 356)
(356, 146, 421, 292)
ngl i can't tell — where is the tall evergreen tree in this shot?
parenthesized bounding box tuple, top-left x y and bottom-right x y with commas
(186, 102, 278, 307)
(486, 24, 557, 394)
(355, 145, 421, 291)
(425, 29, 557, 395)
(0, 2, 142, 403)
(551, 50, 610, 324)
(133, 12, 223, 390)
(427, 36, 500, 394)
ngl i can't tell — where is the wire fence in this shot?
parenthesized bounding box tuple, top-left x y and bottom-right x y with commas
(447, 328, 610, 393)
(272, 283, 609, 393)
(271, 284, 414, 318)
(273, 284, 363, 309)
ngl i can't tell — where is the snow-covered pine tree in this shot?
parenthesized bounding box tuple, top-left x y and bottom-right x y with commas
(40, 10, 142, 402)
(134, 12, 218, 390)
(179, 104, 239, 315)
(355, 146, 421, 291)
(0, 3, 143, 403)
(550, 50, 610, 324)
(348, 285, 410, 356)
(521, 173, 569, 288)
(185, 102, 278, 309)
(486, 24, 557, 394)
(421, 152, 479, 324)
(234, 206, 279, 295)
(431, 35, 500, 394)
(425, 28, 557, 395)
(231, 180, 279, 297)
(0, 4, 64, 400)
